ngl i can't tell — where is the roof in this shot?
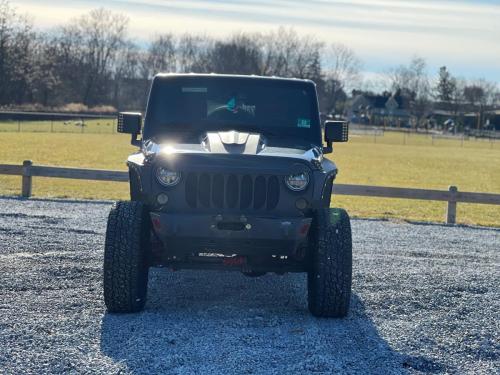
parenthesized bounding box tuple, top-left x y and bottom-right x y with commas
(153, 73, 315, 85)
(431, 110, 455, 116)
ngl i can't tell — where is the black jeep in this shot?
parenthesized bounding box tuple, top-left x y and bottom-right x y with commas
(104, 74, 351, 318)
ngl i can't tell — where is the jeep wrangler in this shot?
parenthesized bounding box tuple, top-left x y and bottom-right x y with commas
(104, 74, 351, 318)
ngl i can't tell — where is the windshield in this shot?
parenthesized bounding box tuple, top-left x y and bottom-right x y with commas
(143, 75, 322, 145)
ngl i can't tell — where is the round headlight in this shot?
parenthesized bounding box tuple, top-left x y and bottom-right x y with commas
(156, 167, 181, 187)
(285, 172, 309, 191)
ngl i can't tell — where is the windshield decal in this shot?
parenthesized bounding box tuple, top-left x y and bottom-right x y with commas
(240, 104, 255, 116)
(224, 98, 256, 116)
(297, 118, 311, 128)
(226, 97, 236, 112)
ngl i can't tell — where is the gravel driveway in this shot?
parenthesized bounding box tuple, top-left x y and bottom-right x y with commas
(0, 197, 498, 374)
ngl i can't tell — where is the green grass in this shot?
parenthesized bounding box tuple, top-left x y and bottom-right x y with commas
(0, 130, 499, 226)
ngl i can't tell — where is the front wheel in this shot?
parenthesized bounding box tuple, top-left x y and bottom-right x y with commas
(307, 208, 352, 318)
(103, 201, 151, 313)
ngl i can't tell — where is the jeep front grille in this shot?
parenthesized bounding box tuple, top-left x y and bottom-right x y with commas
(185, 173, 280, 210)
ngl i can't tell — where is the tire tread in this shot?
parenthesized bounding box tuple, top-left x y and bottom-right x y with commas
(308, 208, 352, 318)
(103, 201, 149, 313)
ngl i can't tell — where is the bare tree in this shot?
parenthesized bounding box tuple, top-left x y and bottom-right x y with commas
(0, 0, 39, 104)
(386, 56, 431, 128)
(142, 33, 176, 78)
(449, 78, 466, 130)
(464, 79, 498, 130)
(112, 41, 147, 109)
(207, 33, 262, 75)
(260, 27, 295, 76)
(58, 8, 129, 105)
(321, 43, 362, 114)
(259, 27, 323, 80)
(176, 33, 213, 73)
(29, 35, 60, 106)
(0, 0, 14, 95)
(323, 43, 362, 90)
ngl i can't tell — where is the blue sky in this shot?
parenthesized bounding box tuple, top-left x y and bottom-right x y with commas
(14, 0, 500, 84)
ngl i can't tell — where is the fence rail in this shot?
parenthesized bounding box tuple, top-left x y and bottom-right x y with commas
(1, 160, 500, 225)
(0, 110, 116, 120)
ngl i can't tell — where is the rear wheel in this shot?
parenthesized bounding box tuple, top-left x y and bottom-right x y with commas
(103, 201, 151, 313)
(307, 208, 352, 318)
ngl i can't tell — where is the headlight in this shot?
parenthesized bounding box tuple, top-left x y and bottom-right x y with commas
(285, 172, 309, 191)
(156, 167, 181, 187)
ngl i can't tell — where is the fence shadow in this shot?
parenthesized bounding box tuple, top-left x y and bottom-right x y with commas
(0, 195, 113, 205)
(100, 269, 443, 374)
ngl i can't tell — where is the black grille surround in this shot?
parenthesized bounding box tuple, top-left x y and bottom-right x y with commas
(185, 172, 281, 211)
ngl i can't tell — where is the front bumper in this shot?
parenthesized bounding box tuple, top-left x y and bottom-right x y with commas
(150, 212, 312, 256)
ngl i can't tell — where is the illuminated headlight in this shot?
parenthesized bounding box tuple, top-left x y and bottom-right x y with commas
(285, 172, 309, 191)
(156, 167, 181, 187)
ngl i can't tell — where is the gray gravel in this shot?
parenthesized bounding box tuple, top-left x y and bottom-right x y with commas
(0, 197, 498, 374)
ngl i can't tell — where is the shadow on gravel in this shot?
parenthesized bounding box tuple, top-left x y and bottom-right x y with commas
(100, 270, 443, 374)
(0, 195, 113, 205)
(405, 219, 500, 232)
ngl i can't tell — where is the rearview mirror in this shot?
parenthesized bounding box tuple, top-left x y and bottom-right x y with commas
(323, 120, 349, 153)
(118, 112, 142, 147)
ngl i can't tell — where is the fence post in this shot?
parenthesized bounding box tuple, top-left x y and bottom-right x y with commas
(446, 185, 458, 224)
(21, 160, 33, 198)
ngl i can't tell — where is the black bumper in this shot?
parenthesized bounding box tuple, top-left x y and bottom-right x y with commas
(150, 212, 312, 256)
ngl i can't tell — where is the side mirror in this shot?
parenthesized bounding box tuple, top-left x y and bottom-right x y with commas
(323, 120, 349, 153)
(118, 112, 142, 146)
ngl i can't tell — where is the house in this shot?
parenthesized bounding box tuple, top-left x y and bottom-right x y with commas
(427, 109, 457, 130)
(485, 110, 500, 131)
(346, 92, 411, 127)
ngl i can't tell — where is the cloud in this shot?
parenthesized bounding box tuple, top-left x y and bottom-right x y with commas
(14, 0, 500, 81)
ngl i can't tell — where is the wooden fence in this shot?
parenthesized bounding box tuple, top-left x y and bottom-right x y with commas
(1, 160, 500, 225)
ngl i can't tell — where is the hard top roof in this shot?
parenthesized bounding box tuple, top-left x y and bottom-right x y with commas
(153, 73, 315, 85)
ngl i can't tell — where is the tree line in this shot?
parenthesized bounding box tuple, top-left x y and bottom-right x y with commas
(0, 1, 498, 130)
(0, 2, 358, 114)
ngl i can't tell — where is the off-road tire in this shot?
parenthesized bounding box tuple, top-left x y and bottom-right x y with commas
(308, 208, 352, 318)
(103, 201, 151, 313)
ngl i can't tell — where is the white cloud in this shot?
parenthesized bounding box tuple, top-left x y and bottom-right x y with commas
(13, 0, 500, 81)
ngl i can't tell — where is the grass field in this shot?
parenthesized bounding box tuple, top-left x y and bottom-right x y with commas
(0, 130, 499, 226)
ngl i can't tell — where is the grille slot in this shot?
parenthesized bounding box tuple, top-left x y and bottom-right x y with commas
(185, 173, 198, 208)
(212, 174, 225, 208)
(226, 175, 239, 208)
(198, 173, 211, 207)
(266, 176, 280, 210)
(253, 176, 266, 209)
(184, 173, 280, 210)
(240, 175, 253, 209)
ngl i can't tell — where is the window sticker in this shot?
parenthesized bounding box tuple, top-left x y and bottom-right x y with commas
(224, 97, 256, 116)
(182, 87, 207, 93)
(297, 118, 311, 128)
(226, 97, 236, 111)
(240, 104, 256, 116)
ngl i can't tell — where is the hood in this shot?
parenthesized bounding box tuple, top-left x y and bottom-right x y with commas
(143, 130, 323, 163)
